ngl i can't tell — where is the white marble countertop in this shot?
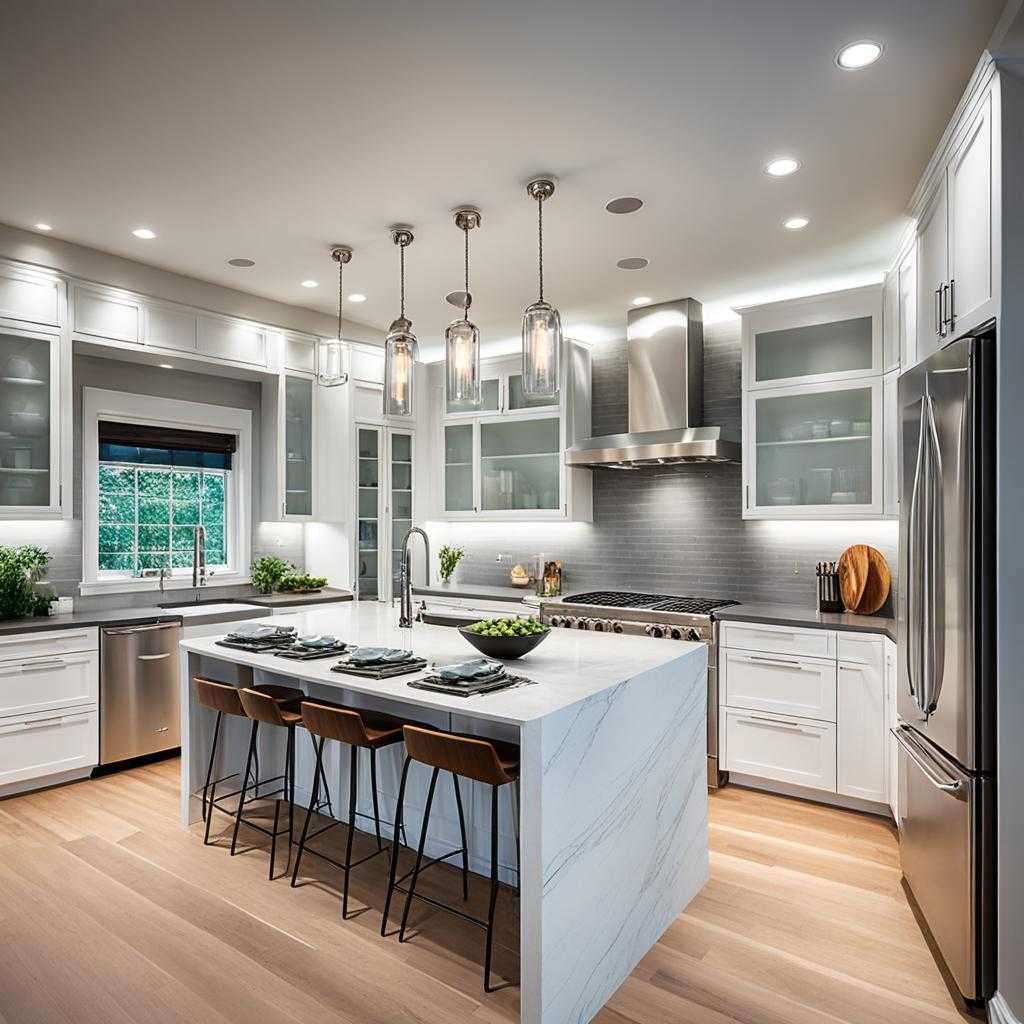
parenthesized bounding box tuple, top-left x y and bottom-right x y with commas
(180, 601, 705, 726)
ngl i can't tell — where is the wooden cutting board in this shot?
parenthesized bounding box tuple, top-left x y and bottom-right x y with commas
(838, 545, 891, 614)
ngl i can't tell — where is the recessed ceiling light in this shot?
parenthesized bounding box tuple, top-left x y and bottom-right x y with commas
(227, 257, 255, 268)
(836, 40, 882, 70)
(606, 196, 644, 214)
(132, 227, 156, 239)
(158, 363, 174, 370)
(347, 293, 366, 303)
(764, 157, 800, 177)
(34, 222, 52, 232)
(300, 279, 318, 288)
(616, 257, 649, 270)
(783, 216, 810, 230)
(632, 296, 652, 306)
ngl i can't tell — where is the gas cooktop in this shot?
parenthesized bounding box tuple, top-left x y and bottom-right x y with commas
(561, 591, 737, 615)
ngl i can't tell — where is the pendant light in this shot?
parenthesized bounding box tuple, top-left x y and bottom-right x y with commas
(384, 228, 417, 417)
(445, 208, 482, 407)
(319, 245, 351, 387)
(521, 178, 561, 398)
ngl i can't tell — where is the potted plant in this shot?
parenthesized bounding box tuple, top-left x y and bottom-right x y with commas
(0, 544, 54, 620)
(250, 555, 294, 595)
(438, 544, 465, 586)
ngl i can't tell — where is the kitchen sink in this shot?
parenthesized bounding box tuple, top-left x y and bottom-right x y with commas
(158, 599, 256, 609)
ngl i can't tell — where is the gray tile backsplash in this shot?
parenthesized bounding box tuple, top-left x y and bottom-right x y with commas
(427, 319, 897, 606)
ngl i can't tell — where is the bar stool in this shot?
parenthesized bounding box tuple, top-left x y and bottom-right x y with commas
(382, 725, 520, 992)
(193, 676, 309, 848)
(291, 700, 466, 919)
(231, 687, 330, 880)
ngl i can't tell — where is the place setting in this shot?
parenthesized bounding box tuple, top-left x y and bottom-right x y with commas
(330, 646, 428, 679)
(409, 656, 535, 697)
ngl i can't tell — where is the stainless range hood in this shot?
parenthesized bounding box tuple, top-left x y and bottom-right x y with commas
(566, 297, 740, 468)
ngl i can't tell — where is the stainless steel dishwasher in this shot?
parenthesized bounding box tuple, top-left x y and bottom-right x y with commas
(99, 621, 181, 765)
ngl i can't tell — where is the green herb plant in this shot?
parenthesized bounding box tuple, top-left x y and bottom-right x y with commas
(278, 573, 328, 592)
(250, 555, 294, 594)
(438, 544, 465, 584)
(0, 544, 53, 620)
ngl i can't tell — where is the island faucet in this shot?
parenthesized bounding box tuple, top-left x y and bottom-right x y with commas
(398, 526, 430, 628)
(192, 525, 207, 600)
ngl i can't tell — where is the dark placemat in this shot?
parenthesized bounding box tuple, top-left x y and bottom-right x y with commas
(274, 643, 352, 661)
(216, 638, 293, 653)
(331, 657, 428, 680)
(408, 673, 532, 697)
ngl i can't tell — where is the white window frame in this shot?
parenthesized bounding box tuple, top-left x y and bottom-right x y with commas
(81, 388, 252, 595)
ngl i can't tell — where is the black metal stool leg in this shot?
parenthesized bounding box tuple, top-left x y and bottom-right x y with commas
(342, 744, 358, 918)
(269, 796, 282, 879)
(230, 720, 259, 856)
(291, 735, 325, 887)
(201, 710, 223, 839)
(399, 766, 440, 943)
(452, 773, 469, 900)
(369, 748, 383, 851)
(287, 725, 296, 850)
(381, 755, 412, 935)
(484, 783, 500, 992)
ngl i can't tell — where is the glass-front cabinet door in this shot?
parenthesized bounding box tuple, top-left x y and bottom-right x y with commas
(284, 375, 313, 517)
(389, 430, 414, 600)
(0, 328, 60, 514)
(480, 415, 560, 513)
(745, 379, 882, 518)
(356, 426, 380, 600)
(446, 374, 500, 416)
(444, 423, 474, 513)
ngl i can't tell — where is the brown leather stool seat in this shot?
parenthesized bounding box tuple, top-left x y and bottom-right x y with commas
(290, 700, 438, 919)
(382, 725, 521, 992)
(192, 677, 311, 847)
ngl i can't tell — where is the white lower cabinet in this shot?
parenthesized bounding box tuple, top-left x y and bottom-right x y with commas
(0, 706, 99, 787)
(884, 638, 899, 822)
(0, 650, 98, 719)
(721, 624, 891, 811)
(724, 708, 837, 792)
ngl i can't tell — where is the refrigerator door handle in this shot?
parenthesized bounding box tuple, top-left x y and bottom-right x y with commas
(891, 727, 962, 793)
(922, 393, 946, 715)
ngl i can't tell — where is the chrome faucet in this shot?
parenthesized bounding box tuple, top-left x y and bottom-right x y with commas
(192, 525, 207, 599)
(398, 526, 430, 628)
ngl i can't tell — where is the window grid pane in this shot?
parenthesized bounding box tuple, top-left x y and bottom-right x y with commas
(98, 461, 228, 574)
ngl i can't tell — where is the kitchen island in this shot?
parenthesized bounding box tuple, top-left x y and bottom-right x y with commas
(179, 602, 708, 1024)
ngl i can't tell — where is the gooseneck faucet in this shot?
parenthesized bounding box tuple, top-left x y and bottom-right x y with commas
(192, 525, 207, 599)
(398, 526, 430, 628)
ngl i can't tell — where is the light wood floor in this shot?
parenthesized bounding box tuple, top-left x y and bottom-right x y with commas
(0, 758, 972, 1024)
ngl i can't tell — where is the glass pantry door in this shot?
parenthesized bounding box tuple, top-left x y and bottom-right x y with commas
(0, 329, 58, 512)
(480, 415, 560, 512)
(284, 375, 313, 516)
(388, 429, 414, 600)
(356, 426, 381, 600)
(444, 423, 474, 512)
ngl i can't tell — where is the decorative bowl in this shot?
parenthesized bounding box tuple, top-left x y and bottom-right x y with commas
(458, 626, 550, 660)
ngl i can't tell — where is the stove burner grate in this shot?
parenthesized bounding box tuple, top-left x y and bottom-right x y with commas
(562, 591, 738, 615)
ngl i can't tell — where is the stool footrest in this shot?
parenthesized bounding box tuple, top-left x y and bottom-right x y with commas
(392, 883, 488, 931)
(392, 847, 466, 888)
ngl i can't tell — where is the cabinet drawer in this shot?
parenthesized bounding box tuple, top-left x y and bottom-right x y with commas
(0, 627, 97, 664)
(722, 649, 837, 721)
(723, 708, 837, 793)
(0, 706, 98, 787)
(720, 621, 836, 659)
(836, 633, 885, 667)
(0, 652, 98, 719)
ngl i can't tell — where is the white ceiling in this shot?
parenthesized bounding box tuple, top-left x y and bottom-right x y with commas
(0, 0, 1005, 358)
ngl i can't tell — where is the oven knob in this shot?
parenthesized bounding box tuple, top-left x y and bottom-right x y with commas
(591, 619, 612, 632)
(611, 621, 624, 633)
(548, 616, 562, 628)
(563, 617, 578, 629)
(669, 627, 683, 640)
(687, 628, 703, 642)
(644, 624, 665, 639)
(577, 617, 592, 629)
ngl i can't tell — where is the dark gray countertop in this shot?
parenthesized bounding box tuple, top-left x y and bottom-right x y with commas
(243, 587, 353, 608)
(413, 583, 536, 604)
(715, 603, 896, 642)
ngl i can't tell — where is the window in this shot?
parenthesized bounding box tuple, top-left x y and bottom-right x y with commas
(82, 388, 252, 595)
(98, 459, 229, 574)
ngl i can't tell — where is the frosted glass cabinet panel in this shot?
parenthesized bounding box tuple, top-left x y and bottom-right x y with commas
(356, 427, 380, 600)
(480, 416, 560, 512)
(444, 424, 474, 512)
(447, 377, 499, 415)
(754, 317, 873, 384)
(389, 430, 413, 600)
(507, 372, 559, 411)
(0, 330, 58, 511)
(284, 376, 313, 516)
(746, 380, 882, 518)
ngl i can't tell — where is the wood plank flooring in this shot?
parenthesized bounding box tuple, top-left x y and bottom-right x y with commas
(0, 759, 972, 1024)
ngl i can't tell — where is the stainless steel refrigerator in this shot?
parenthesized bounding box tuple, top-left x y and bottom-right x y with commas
(895, 323, 996, 1005)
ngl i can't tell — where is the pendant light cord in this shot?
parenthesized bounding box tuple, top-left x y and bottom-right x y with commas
(537, 194, 544, 303)
(399, 241, 406, 320)
(336, 257, 343, 342)
(464, 224, 470, 319)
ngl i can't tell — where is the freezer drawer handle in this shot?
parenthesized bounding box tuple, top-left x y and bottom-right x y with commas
(745, 655, 806, 668)
(137, 653, 172, 661)
(891, 728, 961, 793)
(744, 714, 819, 735)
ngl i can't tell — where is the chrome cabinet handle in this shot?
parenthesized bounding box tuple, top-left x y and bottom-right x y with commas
(891, 727, 961, 793)
(744, 714, 819, 735)
(948, 278, 955, 330)
(934, 286, 942, 337)
(20, 716, 66, 731)
(746, 655, 804, 668)
(19, 660, 66, 672)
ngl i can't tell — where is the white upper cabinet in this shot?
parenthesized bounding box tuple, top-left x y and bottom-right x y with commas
(897, 243, 917, 369)
(197, 315, 267, 367)
(882, 269, 899, 373)
(916, 171, 950, 363)
(882, 369, 899, 519)
(948, 88, 995, 336)
(740, 286, 885, 520)
(143, 302, 197, 353)
(0, 263, 62, 328)
(72, 283, 142, 344)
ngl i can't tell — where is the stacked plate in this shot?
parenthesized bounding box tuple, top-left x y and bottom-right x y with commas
(274, 633, 351, 660)
(411, 658, 527, 697)
(217, 623, 298, 652)
(332, 647, 428, 679)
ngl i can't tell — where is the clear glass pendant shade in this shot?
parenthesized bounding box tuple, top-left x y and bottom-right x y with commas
(384, 321, 417, 417)
(521, 300, 561, 397)
(319, 339, 345, 386)
(445, 318, 481, 406)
